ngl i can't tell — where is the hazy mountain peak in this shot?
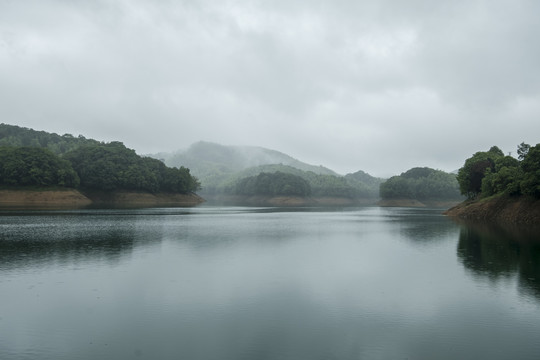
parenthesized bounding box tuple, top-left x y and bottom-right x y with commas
(159, 141, 339, 176)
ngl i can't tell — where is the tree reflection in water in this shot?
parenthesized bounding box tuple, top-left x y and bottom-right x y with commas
(0, 210, 164, 271)
(457, 223, 540, 301)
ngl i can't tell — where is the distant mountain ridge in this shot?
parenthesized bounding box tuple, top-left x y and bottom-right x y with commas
(157, 141, 338, 176)
(154, 141, 342, 194)
(153, 141, 383, 200)
(1, 124, 383, 203)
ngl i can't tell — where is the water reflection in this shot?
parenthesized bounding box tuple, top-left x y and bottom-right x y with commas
(2, 207, 540, 359)
(0, 210, 165, 271)
(457, 223, 540, 300)
(0, 229, 135, 271)
(378, 208, 459, 245)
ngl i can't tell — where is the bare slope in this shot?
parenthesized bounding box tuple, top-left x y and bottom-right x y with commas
(445, 195, 540, 225)
(0, 189, 92, 208)
(0, 189, 204, 209)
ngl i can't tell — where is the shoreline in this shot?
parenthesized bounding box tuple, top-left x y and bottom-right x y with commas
(444, 195, 540, 225)
(198, 194, 379, 207)
(0, 188, 205, 209)
(377, 198, 462, 208)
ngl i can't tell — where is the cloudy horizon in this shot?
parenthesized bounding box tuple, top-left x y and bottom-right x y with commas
(2, 0, 539, 177)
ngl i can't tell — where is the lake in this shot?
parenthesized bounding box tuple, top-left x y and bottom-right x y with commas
(1, 206, 540, 359)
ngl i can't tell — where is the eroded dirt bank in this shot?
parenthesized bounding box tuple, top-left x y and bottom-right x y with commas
(0, 189, 204, 209)
(0, 189, 92, 208)
(85, 191, 205, 207)
(444, 195, 540, 225)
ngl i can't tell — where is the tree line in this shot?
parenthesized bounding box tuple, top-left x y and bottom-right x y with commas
(64, 142, 200, 193)
(225, 164, 382, 199)
(379, 167, 462, 200)
(235, 171, 311, 197)
(0, 124, 200, 194)
(457, 143, 540, 199)
(0, 147, 80, 188)
(0, 123, 100, 154)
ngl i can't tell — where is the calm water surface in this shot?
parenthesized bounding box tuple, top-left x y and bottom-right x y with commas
(1, 206, 540, 359)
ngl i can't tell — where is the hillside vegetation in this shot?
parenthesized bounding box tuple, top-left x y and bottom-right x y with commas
(235, 172, 312, 197)
(456, 144, 540, 200)
(446, 143, 540, 224)
(0, 123, 100, 153)
(0, 124, 200, 195)
(0, 146, 80, 188)
(155, 141, 383, 201)
(379, 167, 463, 203)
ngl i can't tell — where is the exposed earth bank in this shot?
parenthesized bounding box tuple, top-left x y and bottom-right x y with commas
(444, 195, 540, 225)
(0, 189, 204, 209)
(0, 189, 92, 208)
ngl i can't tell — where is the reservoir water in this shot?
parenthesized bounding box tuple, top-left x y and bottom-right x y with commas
(1, 206, 540, 359)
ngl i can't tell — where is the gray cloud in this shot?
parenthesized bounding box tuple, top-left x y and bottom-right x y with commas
(1, 0, 539, 176)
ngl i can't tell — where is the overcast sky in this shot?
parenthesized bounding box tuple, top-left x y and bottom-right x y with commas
(1, 0, 539, 177)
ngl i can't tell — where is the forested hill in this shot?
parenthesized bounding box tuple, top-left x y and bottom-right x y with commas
(445, 144, 540, 224)
(228, 164, 383, 199)
(0, 123, 100, 154)
(379, 167, 463, 202)
(0, 123, 200, 194)
(154, 141, 383, 200)
(1, 124, 382, 201)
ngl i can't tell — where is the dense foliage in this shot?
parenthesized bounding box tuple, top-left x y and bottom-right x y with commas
(344, 170, 384, 196)
(379, 167, 461, 200)
(225, 164, 381, 199)
(235, 172, 311, 197)
(457, 143, 540, 199)
(456, 146, 505, 198)
(0, 147, 80, 187)
(64, 142, 200, 193)
(0, 123, 99, 154)
(157, 141, 385, 199)
(310, 173, 360, 198)
(0, 124, 200, 194)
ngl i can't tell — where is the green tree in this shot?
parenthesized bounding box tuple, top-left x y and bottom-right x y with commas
(0, 147, 79, 187)
(379, 176, 412, 199)
(457, 147, 504, 199)
(481, 156, 522, 196)
(0, 123, 99, 155)
(520, 144, 540, 198)
(517, 142, 531, 161)
(64, 142, 200, 193)
(235, 172, 311, 197)
(380, 167, 461, 200)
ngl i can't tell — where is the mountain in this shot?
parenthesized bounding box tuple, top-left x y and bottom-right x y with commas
(1, 124, 382, 203)
(154, 141, 382, 200)
(155, 141, 339, 192)
(158, 141, 338, 175)
(0, 123, 201, 199)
